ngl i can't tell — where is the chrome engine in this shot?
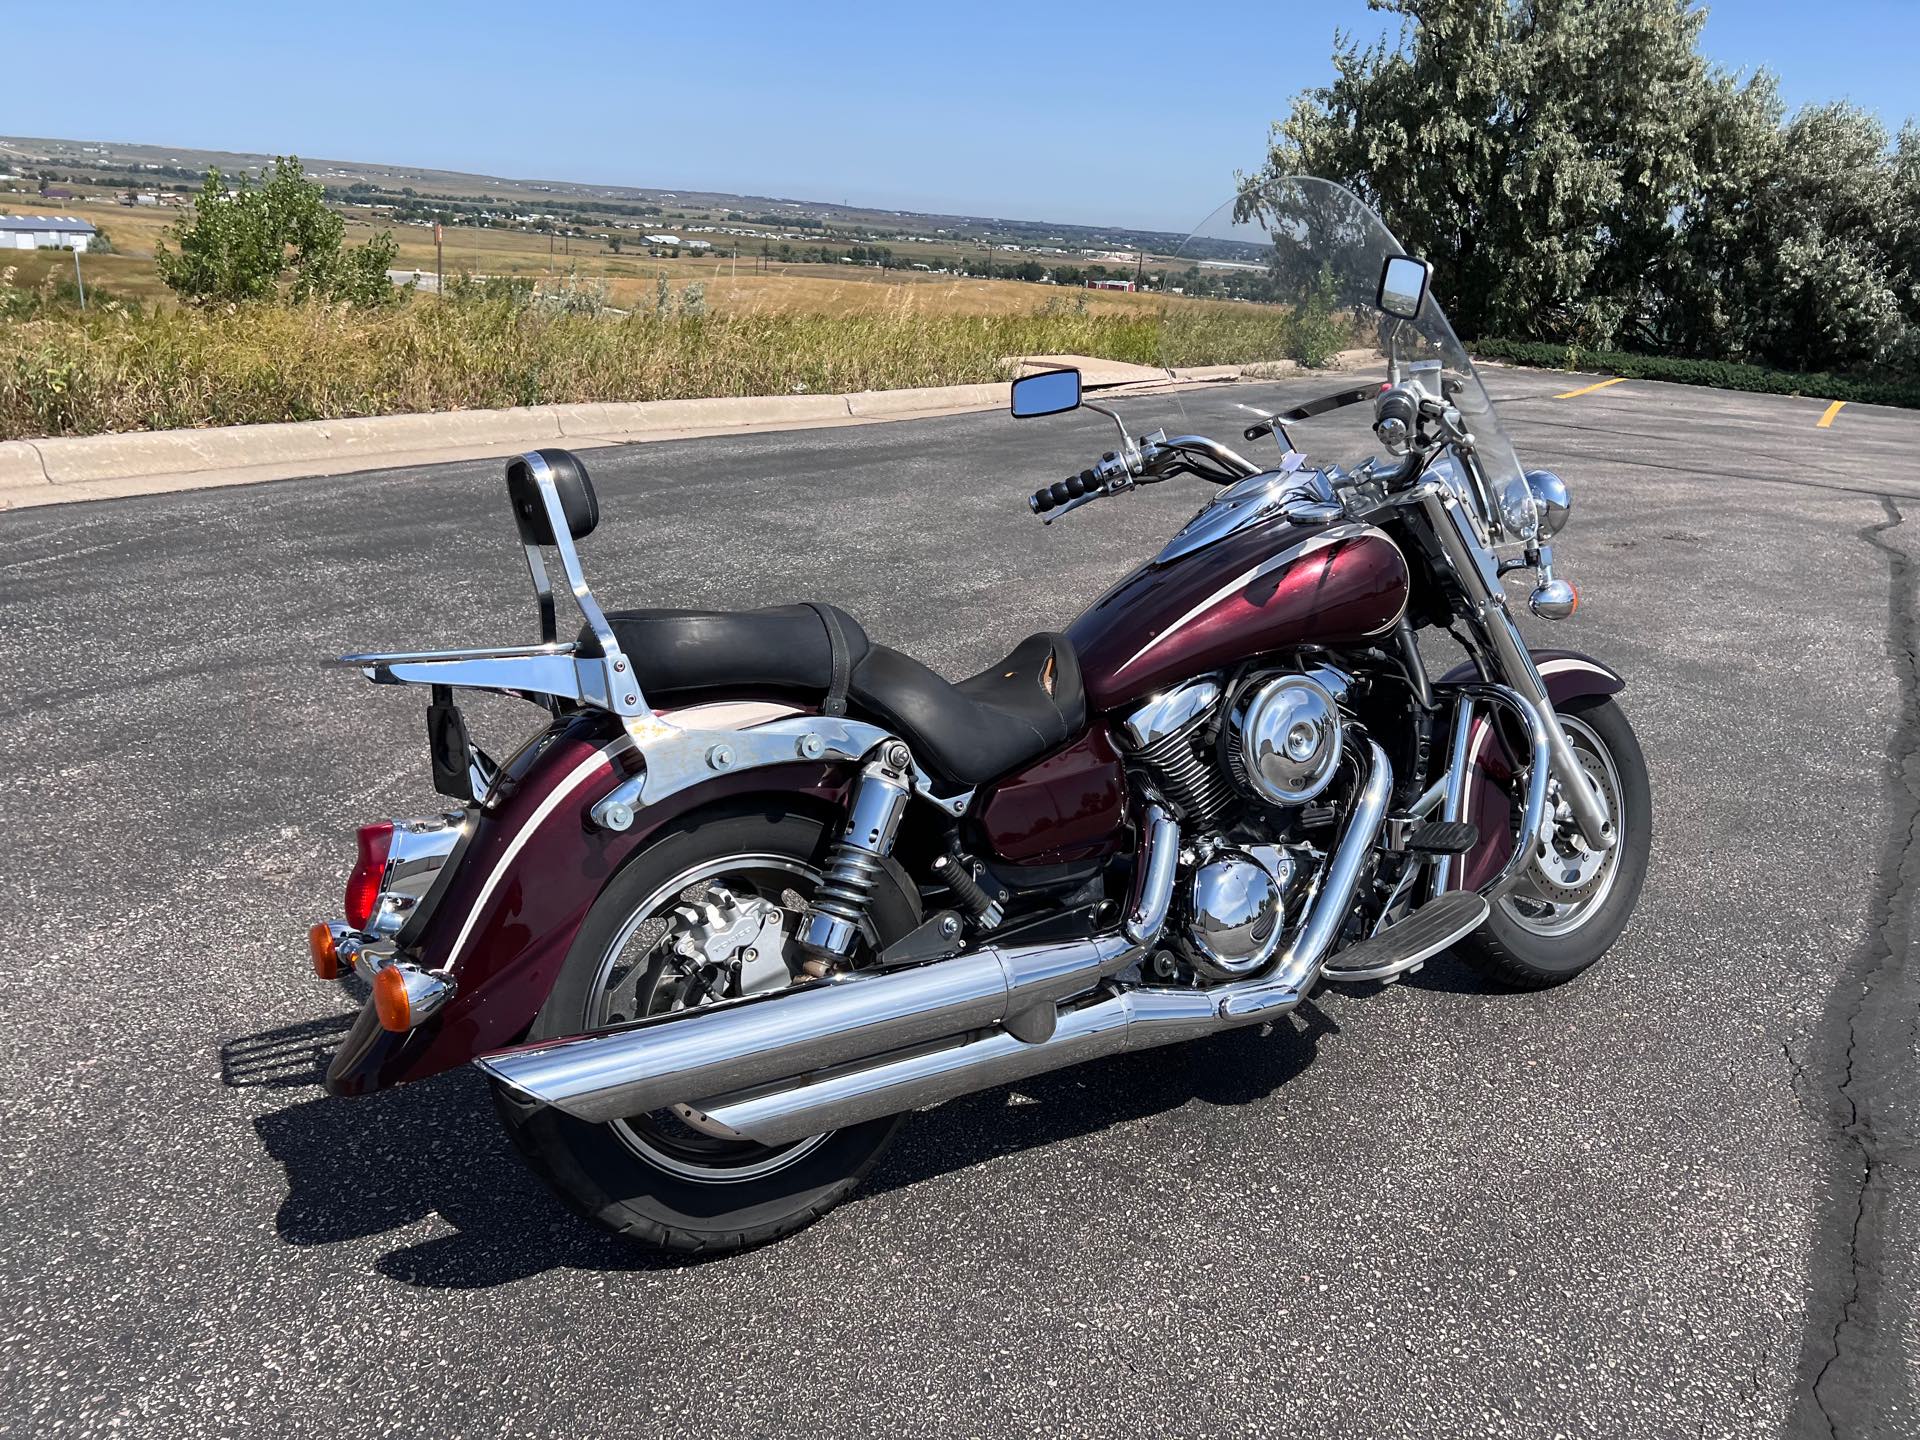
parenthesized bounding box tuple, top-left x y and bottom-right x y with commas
(1120, 667, 1353, 980)
(1120, 678, 1237, 827)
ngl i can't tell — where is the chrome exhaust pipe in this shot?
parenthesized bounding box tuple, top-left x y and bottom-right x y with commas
(698, 742, 1392, 1146)
(477, 803, 1180, 1125)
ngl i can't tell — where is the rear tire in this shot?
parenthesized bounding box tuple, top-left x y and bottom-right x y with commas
(491, 800, 920, 1254)
(1457, 695, 1650, 989)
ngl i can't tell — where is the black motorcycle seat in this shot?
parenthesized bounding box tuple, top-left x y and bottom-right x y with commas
(593, 605, 1087, 786)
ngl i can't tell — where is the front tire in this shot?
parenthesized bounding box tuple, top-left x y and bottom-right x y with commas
(1458, 695, 1651, 988)
(491, 800, 920, 1254)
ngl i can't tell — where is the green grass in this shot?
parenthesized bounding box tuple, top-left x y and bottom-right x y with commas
(0, 290, 1316, 439)
(1474, 337, 1920, 410)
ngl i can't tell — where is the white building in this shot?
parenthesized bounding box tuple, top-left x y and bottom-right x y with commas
(0, 215, 98, 252)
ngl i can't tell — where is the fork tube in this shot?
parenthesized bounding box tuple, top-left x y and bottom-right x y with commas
(1417, 484, 1614, 851)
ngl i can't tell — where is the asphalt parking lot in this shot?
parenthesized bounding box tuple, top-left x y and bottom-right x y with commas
(2, 367, 1917, 1439)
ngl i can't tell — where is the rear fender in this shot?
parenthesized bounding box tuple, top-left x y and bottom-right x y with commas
(1437, 648, 1625, 892)
(325, 704, 854, 1095)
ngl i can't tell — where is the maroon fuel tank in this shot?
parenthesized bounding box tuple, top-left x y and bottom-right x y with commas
(1067, 518, 1410, 712)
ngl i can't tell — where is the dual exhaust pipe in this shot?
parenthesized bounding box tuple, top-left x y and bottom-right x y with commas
(480, 741, 1393, 1144)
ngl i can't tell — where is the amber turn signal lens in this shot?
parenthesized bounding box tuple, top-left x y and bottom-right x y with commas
(308, 923, 341, 980)
(373, 965, 412, 1033)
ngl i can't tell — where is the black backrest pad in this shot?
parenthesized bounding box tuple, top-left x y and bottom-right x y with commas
(506, 448, 600, 545)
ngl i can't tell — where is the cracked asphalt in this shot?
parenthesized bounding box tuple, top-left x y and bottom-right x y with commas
(1, 369, 1916, 1438)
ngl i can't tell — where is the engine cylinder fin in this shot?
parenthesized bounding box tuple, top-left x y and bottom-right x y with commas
(1133, 721, 1237, 829)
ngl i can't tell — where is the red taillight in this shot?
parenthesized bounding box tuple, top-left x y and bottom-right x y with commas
(345, 821, 394, 931)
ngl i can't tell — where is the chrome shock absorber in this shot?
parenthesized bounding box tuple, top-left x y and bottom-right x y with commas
(798, 740, 915, 972)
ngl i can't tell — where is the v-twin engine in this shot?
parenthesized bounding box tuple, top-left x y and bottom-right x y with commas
(1118, 666, 1353, 980)
(1119, 667, 1352, 829)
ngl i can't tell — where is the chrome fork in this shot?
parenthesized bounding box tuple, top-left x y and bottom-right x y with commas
(1415, 481, 1614, 852)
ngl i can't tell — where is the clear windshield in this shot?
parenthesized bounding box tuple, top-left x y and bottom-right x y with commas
(1148, 176, 1531, 533)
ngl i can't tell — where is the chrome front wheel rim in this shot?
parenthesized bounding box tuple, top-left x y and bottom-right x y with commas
(1497, 714, 1624, 939)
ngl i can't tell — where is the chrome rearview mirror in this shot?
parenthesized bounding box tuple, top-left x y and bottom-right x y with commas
(1377, 255, 1433, 320)
(1010, 367, 1082, 419)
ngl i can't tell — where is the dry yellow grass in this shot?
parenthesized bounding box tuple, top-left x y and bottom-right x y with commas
(353, 214, 1242, 323)
(0, 206, 1306, 439)
(3, 202, 1239, 326)
(0, 290, 1295, 439)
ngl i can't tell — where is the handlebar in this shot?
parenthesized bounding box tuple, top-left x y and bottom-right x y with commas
(1029, 434, 1262, 517)
(1026, 381, 1459, 525)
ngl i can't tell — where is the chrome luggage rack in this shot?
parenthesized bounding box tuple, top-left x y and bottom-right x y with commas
(333, 449, 965, 826)
(335, 451, 650, 720)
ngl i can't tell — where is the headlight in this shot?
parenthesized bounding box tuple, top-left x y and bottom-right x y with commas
(1497, 478, 1539, 541)
(1526, 469, 1571, 538)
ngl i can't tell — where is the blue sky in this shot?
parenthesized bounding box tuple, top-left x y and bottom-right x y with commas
(4, 2, 1915, 231)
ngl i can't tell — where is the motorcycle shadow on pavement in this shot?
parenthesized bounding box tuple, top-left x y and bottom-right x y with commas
(861, 1001, 1340, 1202)
(224, 1000, 1342, 1289)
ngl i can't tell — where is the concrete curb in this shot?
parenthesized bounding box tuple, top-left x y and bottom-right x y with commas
(0, 364, 1282, 512)
(0, 440, 50, 492)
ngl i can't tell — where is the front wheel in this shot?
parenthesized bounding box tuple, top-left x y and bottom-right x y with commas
(491, 801, 921, 1254)
(1458, 695, 1651, 988)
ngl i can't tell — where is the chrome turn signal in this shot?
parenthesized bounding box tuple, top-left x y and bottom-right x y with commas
(1529, 579, 1578, 620)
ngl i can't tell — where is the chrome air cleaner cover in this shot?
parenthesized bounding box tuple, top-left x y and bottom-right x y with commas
(1233, 673, 1343, 806)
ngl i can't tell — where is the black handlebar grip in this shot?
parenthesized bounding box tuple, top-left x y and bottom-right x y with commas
(1031, 467, 1108, 516)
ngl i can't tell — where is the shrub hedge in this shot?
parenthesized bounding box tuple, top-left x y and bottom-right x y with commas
(1472, 337, 1920, 410)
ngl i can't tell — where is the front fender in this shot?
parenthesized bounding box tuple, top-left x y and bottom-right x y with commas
(1435, 646, 1626, 704)
(1436, 648, 1625, 892)
(325, 711, 854, 1095)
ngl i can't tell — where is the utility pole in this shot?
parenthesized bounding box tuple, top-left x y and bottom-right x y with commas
(72, 243, 85, 309)
(434, 219, 443, 298)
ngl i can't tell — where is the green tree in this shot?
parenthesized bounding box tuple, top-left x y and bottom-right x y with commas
(1255, 0, 1918, 371)
(1254, 0, 1713, 346)
(156, 156, 399, 306)
(1746, 104, 1906, 370)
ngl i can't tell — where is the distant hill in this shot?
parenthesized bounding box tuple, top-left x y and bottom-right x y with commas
(0, 134, 1267, 264)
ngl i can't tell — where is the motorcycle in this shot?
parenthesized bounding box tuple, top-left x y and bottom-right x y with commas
(307, 177, 1650, 1253)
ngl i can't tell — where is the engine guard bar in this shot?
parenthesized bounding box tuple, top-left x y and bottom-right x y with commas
(1429, 681, 1552, 899)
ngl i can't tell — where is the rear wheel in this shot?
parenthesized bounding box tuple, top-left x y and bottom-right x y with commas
(1458, 696, 1650, 988)
(491, 802, 920, 1254)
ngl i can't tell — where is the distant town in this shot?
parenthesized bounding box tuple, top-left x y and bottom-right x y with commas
(0, 134, 1272, 298)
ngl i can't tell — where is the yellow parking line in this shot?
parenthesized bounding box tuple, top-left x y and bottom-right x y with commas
(1555, 376, 1628, 400)
(1817, 400, 1846, 429)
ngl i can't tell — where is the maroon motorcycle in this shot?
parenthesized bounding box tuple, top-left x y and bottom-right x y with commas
(308, 178, 1649, 1252)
